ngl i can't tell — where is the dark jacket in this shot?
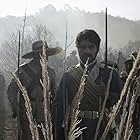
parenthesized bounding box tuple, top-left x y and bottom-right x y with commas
(53, 62, 123, 140)
(7, 59, 56, 140)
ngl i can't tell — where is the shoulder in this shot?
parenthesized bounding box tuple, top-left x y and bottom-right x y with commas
(14, 62, 28, 75)
(98, 62, 120, 80)
(98, 62, 116, 71)
(124, 57, 134, 64)
(14, 62, 34, 80)
(60, 65, 79, 80)
(66, 63, 82, 75)
(19, 61, 40, 75)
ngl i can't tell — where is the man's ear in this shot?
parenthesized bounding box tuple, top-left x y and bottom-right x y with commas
(95, 49, 99, 54)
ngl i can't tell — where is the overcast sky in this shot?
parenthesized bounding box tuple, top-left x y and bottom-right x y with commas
(0, 0, 140, 20)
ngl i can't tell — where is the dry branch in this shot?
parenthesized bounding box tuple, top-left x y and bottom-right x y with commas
(100, 50, 140, 140)
(68, 59, 89, 140)
(40, 41, 53, 140)
(123, 76, 140, 140)
(1, 60, 39, 140)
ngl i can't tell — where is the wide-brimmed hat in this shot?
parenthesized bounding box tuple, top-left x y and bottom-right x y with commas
(22, 40, 62, 59)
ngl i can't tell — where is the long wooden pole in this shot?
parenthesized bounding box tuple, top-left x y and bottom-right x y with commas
(105, 8, 108, 68)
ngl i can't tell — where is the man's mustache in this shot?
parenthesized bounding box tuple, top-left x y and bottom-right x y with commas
(82, 54, 93, 58)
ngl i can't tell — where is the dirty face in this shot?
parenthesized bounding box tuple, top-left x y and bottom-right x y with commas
(77, 39, 98, 64)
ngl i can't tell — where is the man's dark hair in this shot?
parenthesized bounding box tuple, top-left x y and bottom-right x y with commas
(75, 29, 101, 49)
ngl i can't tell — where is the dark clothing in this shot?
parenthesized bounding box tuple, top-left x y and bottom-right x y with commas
(7, 59, 56, 140)
(53, 62, 122, 140)
(132, 101, 140, 140)
(0, 73, 5, 139)
(124, 58, 134, 74)
(0, 73, 5, 92)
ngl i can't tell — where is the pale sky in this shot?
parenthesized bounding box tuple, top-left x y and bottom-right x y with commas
(0, 0, 140, 20)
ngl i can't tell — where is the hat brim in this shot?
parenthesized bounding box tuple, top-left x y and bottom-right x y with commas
(22, 47, 62, 59)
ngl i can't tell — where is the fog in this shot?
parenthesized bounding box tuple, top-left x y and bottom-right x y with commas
(0, 4, 140, 54)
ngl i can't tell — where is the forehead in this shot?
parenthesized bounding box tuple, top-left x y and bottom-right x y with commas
(79, 40, 96, 47)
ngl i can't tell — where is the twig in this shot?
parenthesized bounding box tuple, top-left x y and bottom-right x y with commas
(123, 76, 140, 140)
(68, 58, 89, 140)
(115, 86, 131, 140)
(93, 66, 114, 140)
(1, 59, 39, 140)
(40, 40, 53, 140)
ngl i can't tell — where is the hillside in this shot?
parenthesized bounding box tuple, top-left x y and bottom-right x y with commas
(0, 4, 140, 52)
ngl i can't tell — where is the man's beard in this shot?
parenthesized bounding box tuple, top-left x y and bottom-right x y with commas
(80, 55, 96, 64)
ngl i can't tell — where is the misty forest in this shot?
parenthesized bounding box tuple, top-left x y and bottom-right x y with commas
(0, 4, 140, 140)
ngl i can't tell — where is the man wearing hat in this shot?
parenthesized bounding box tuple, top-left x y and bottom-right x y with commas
(124, 50, 138, 74)
(7, 40, 62, 140)
(53, 29, 123, 140)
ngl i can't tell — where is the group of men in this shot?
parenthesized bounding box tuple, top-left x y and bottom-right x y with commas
(7, 29, 138, 140)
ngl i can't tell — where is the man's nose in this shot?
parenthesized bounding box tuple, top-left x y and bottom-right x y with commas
(85, 47, 90, 53)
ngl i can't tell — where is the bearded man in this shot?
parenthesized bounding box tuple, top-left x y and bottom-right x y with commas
(53, 29, 122, 140)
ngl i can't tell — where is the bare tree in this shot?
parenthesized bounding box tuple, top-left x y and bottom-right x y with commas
(0, 24, 60, 72)
(31, 24, 59, 48)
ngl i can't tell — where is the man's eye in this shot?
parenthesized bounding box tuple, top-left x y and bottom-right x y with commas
(80, 45, 86, 49)
(89, 45, 97, 49)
